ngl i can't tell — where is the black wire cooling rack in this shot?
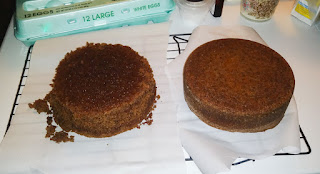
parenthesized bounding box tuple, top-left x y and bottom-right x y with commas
(6, 34, 311, 167)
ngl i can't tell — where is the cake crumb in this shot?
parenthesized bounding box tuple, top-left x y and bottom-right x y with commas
(144, 119, 153, 125)
(156, 95, 160, 100)
(45, 125, 56, 138)
(45, 116, 74, 143)
(141, 113, 153, 126)
(50, 131, 74, 143)
(29, 99, 52, 114)
(47, 116, 53, 125)
(152, 105, 157, 110)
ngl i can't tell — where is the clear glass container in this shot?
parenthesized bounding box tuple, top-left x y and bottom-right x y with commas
(176, 0, 215, 26)
(240, 0, 280, 21)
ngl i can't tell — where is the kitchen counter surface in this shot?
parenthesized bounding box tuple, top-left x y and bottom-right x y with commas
(1, 0, 320, 173)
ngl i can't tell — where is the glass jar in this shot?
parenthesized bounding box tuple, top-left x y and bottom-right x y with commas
(240, 0, 280, 21)
(176, 0, 215, 26)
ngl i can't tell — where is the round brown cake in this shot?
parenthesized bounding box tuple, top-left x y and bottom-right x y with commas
(183, 38, 295, 132)
(45, 43, 156, 138)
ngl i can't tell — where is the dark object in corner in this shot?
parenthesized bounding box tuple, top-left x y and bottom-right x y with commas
(213, 0, 225, 17)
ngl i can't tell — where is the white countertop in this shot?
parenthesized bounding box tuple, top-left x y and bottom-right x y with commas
(1, 0, 320, 173)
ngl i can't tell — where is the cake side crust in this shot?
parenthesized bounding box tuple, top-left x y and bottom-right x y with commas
(184, 81, 290, 132)
(47, 81, 156, 137)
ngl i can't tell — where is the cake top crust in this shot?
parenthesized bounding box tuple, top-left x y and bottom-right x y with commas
(51, 43, 154, 113)
(183, 39, 295, 115)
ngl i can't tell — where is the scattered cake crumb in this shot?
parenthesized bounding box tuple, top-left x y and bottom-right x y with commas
(141, 113, 153, 126)
(137, 112, 154, 129)
(144, 119, 153, 126)
(156, 95, 160, 100)
(28, 99, 52, 114)
(45, 125, 56, 138)
(47, 116, 53, 125)
(50, 131, 74, 143)
(45, 116, 74, 143)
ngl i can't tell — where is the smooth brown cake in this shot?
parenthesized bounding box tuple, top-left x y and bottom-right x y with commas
(32, 43, 156, 138)
(183, 38, 295, 132)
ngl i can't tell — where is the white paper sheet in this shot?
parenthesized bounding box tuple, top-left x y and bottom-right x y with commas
(0, 23, 187, 174)
(166, 25, 301, 174)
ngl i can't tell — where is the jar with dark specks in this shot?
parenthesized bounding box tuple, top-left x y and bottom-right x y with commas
(240, 0, 280, 21)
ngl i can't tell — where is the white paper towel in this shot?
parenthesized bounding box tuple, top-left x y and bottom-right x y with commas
(0, 23, 187, 174)
(166, 25, 301, 174)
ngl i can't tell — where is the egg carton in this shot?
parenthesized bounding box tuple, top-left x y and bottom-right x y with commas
(14, 0, 175, 46)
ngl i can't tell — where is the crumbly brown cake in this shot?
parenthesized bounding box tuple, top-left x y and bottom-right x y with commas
(31, 43, 156, 139)
(28, 99, 52, 114)
(183, 39, 295, 132)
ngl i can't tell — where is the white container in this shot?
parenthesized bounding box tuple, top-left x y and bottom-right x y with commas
(176, 0, 214, 26)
